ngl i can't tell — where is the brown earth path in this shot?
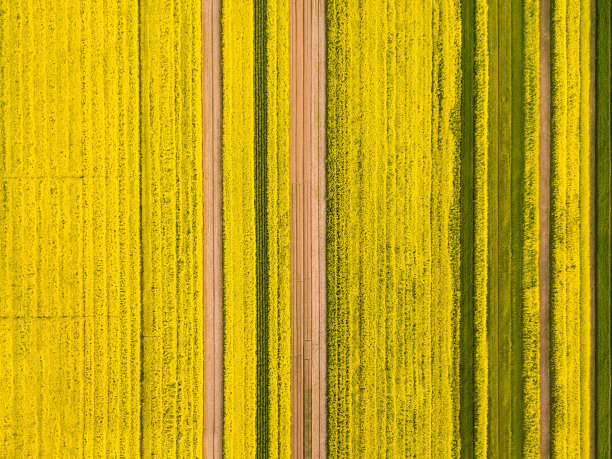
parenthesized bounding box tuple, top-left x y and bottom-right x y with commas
(539, 0, 551, 455)
(290, 0, 327, 457)
(202, 0, 223, 456)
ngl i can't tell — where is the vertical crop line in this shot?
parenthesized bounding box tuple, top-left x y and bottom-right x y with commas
(460, 0, 476, 455)
(138, 0, 144, 456)
(254, 0, 269, 456)
(511, 0, 525, 454)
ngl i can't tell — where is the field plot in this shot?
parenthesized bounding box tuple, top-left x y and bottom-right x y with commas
(326, 0, 545, 456)
(139, 0, 204, 456)
(549, 0, 591, 456)
(326, 0, 462, 456)
(0, 1, 141, 455)
(460, 0, 489, 455)
(0, 0, 204, 456)
(221, 0, 291, 456)
(486, 0, 540, 457)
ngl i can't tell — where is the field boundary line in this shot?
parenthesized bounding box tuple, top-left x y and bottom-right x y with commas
(202, 0, 223, 455)
(538, 0, 552, 454)
(290, 0, 327, 456)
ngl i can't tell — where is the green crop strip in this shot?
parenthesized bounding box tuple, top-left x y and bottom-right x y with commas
(596, 0, 611, 456)
(486, 0, 540, 456)
(460, 0, 489, 454)
(460, 0, 476, 452)
(255, 0, 270, 456)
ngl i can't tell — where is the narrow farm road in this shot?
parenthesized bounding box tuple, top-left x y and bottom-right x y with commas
(202, 0, 223, 456)
(290, 0, 327, 456)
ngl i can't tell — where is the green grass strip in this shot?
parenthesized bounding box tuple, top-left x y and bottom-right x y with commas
(487, 0, 535, 455)
(489, 0, 514, 454)
(462, 0, 488, 455)
(486, 0, 501, 453)
(488, 3, 539, 456)
(254, 0, 270, 456)
(578, 0, 591, 455)
(596, 0, 611, 455)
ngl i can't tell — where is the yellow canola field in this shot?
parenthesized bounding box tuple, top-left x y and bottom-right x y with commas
(0, 0, 204, 456)
(140, 0, 204, 457)
(326, 0, 461, 456)
(221, 0, 257, 455)
(550, 0, 591, 456)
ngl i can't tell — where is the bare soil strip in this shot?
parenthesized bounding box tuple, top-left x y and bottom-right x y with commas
(202, 0, 223, 456)
(290, 0, 327, 456)
(539, 0, 552, 455)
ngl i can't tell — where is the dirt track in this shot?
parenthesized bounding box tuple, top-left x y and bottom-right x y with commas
(290, 0, 327, 456)
(203, 0, 223, 456)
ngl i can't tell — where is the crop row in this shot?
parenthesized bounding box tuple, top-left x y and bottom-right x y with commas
(221, 0, 257, 455)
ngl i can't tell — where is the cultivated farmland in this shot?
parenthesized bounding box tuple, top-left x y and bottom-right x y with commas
(140, 0, 204, 456)
(486, 0, 540, 456)
(0, 0, 204, 457)
(0, 0, 606, 456)
(325, 0, 587, 457)
(326, 0, 462, 456)
(221, 0, 291, 456)
(549, 0, 592, 456)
